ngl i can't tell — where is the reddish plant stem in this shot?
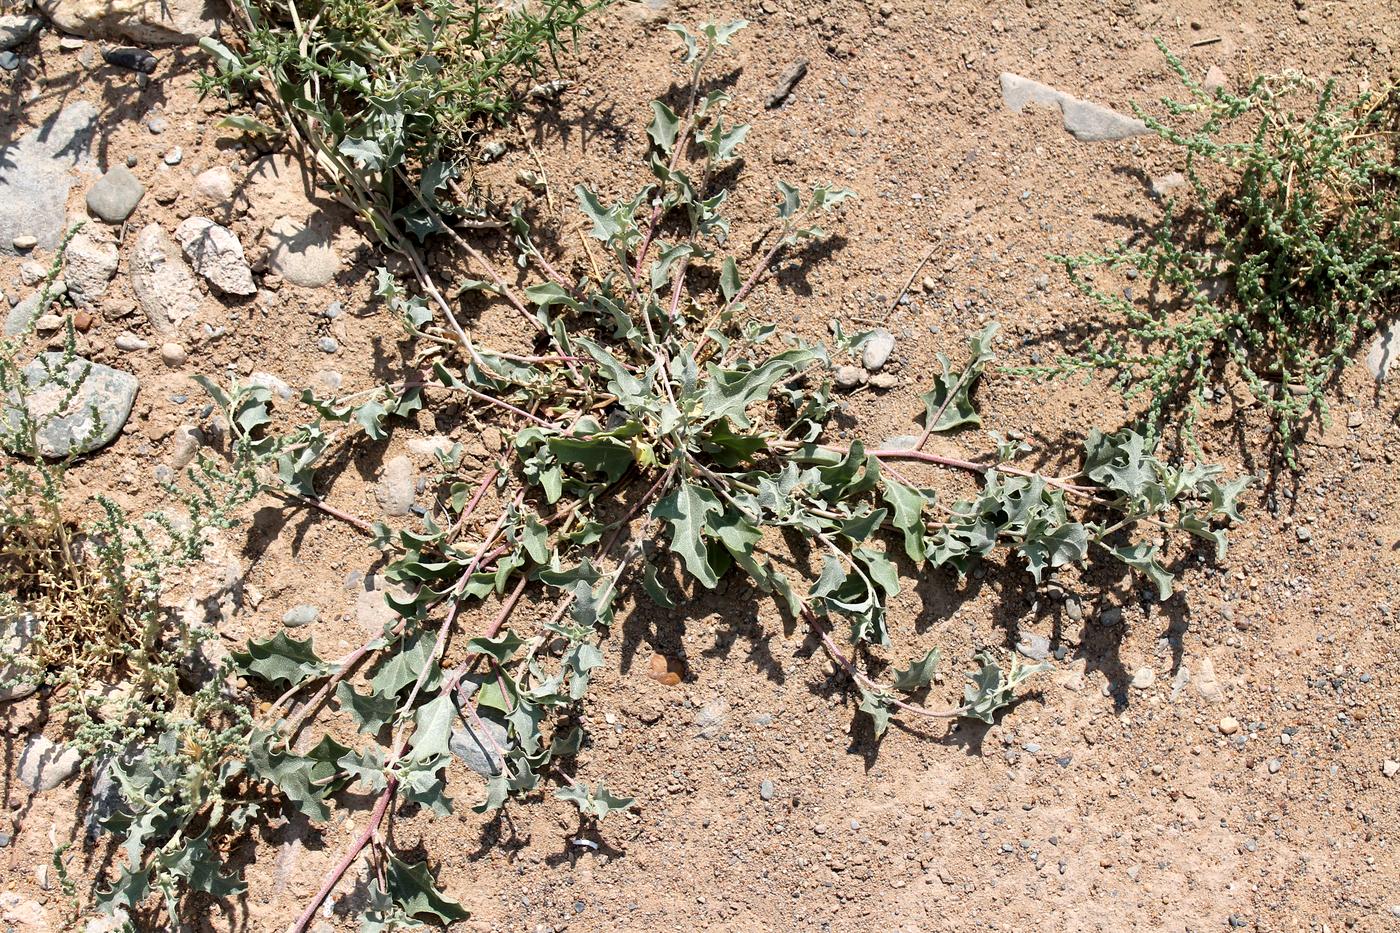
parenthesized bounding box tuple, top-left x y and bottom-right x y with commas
(284, 493, 375, 534)
(289, 772, 398, 933)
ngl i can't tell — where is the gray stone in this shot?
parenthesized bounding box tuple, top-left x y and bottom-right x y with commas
(374, 456, 415, 516)
(694, 697, 728, 739)
(114, 332, 149, 351)
(450, 715, 508, 776)
(0, 15, 43, 51)
(862, 329, 895, 371)
(759, 779, 775, 801)
(0, 102, 97, 256)
(1000, 73, 1149, 142)
(2, 352, 138, 457)
(0, 613, 39, 702)
(1367, 321, 1396, 382)
(3, 281, 67, 337)
(868, 372, 898, 390)
(85, 166, 145, 223)
(833, 364, 865, 390)
(63, 228, 119, 308)
(17, 734, 81, 792)
(174, 217, 255, 295)
(317, 335, 338, 353)
(130, 223, 199, 334)
(1015, 632, 1051, 662)
(266, 215, 340, 288)
(282, 604, 319, 627)
(0, 50, 18, 70)
(38, 0, 224, 45)
(1131, 667, 1155, 689)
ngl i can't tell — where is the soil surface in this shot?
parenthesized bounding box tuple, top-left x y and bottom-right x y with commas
(2, 0, 1400, 931)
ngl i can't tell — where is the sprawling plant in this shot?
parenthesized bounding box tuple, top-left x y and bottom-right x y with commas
(1018, 41, 1400, 464)
(159, 23, 1250, 927)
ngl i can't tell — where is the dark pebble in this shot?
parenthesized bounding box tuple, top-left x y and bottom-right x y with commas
(103, 46, 157, 73)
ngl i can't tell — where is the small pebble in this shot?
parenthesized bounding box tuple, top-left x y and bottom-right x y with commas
(163, 146, 183, 166)
(1267, 758, 1281, 774)
(147, 116, 168, 134)
(759, 779, 774, 801)
(1218, 716, 1240, 736)
(159, 342, 186, 367)
(1383, 759, 1400, 779)
(317, 336, 339, 354)
(1131, 667, 1155, 689)
(11, 234, 37, 250)
(114, 332, 149, 351)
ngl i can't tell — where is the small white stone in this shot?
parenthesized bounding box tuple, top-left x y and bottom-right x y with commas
(1131, 667, 1155, 689)
(114, 332, 149, 351)
(159, 342, 187, 366)
(1384, 759, 1400, 779)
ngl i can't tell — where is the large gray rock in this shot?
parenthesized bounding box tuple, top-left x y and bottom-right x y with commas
(130, 223, 199, 334)
(1000, 73, 1150, 142)
(64, 227, 119, 308)
(85, 165, 145, 223)
(38, 0, 224, 45)
(0, 102, 97, 256)
(265, 215, 340, 288)
(175, 217, 255, 295)
(0, 14, 43, 50)
(2, 352, 139, 458)
(17, 734, 81, 792)
(0, 613, 39, 702)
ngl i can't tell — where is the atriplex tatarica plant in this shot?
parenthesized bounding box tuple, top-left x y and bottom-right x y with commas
(155, 21, 1252, 926)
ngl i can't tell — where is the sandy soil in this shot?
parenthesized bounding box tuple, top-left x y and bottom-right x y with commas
(2, 0, 1399, 930)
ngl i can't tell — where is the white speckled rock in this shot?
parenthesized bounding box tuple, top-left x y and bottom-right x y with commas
(130, 223, 199, 334)
(175, 217, 255, 295)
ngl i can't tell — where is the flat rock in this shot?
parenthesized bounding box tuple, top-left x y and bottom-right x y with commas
(64, 227, 119, 308)
(175, 216, 255, 295)
(0, 102, 97, 256)
(1000, 73, 1149, 142)
(374, 455, 415, 516)
(2, 352, 139, 457)
(0, 892, 50, 929)
(85, 165, 144, 223)
(1367, 321, 1396, 381)
(17, 734, 80, 792)
(265, 215, 340, 287)
(0, 14, 43, 50)
(0, 613, 39, 702)
(3, 280, 67, 337)
(130, 223, 199, 334)
(450, 714, 508, 776)
(1016, 632, 1051, 662)
(38, 0, 224, 45)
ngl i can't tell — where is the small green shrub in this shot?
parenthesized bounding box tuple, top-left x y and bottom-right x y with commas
(1020, 40, 1400, 463)
(200, 0, 607, 243)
